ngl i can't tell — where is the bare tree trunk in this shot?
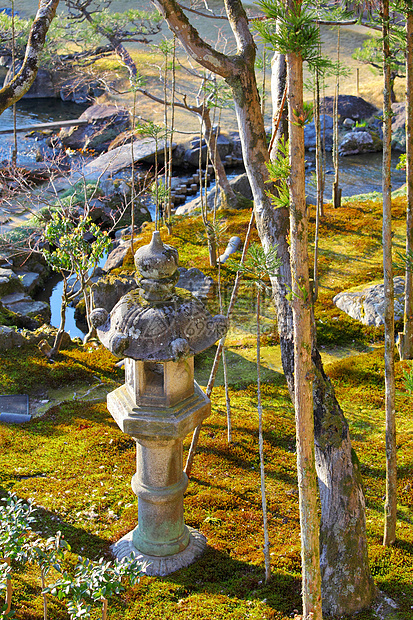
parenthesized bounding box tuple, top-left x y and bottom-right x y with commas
(4, 557, 12, 616)
(399, 10, 413, 360)
(256, 287, 271, 583)
(152, 0, 376, 613)
(202, 109, 237, 207)
(332, 26, 341, 209)
(41, 568, 48, 620)
(270, 49, 287, 161)
(313, 67, 322, 301)
(0, 0, 60, 113)
(382, 0, 397, 547)
(287, 24, 322, 617)
(312, 348, 376, 614)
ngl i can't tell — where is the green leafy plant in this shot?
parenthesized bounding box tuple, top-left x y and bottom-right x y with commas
(265, 136, 291, 210)
(28, 532, 69, 620)
(255, 0, 321, 69)
(47, 556, 142, 620)
(0, 494, 36, 618)
(42, 212, 111, 353)
(397, 153, 407, 171)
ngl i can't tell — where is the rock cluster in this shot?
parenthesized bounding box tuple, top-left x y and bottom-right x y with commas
(0, 252, 53, 348)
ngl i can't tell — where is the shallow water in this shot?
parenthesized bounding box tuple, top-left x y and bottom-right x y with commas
(0, 98, 88, 165)
(306, 150, 406, 200)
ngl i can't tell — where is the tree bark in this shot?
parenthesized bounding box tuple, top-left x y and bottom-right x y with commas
(152, 0, 376, 613)
(270, 49, 288, 161)
(0, 0, 60, 114)
(287, 17, 322, 616)
(382, 0, 397, 547)
(400, 10, 413, 360)
(313, 348, 376, 614)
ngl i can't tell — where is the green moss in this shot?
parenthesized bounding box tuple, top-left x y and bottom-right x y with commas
(1, 191, 413, 619)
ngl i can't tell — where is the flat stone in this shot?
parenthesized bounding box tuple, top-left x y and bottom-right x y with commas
(0, 267, 22, 297)
(14, 271, 41, 294)
(79, 138, 176, 181)
(1, 291, 29, 305)
(111, 527, 207, 576)
(333, 276, 405, 326)
(0, 413, 31, 424)
(1, 292, 50, 322)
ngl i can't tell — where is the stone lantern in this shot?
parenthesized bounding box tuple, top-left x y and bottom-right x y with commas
(91, 231, 228, 576)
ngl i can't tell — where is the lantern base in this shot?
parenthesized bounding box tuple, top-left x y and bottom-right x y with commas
(110, 526, 207, 576)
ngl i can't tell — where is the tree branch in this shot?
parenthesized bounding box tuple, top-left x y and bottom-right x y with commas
(224, 0, 256, 61)
(151, 0, 235, 78)
(0, 0, 60, 114)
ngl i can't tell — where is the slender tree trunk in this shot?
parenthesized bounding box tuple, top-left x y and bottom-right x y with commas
(382, 0, 397, 547)
(41, 568, 48, 620)
(256, 287, 271, 583)
(202, 109, 237, 207)
(314, 67, 322, 300)
(270, 49, 288, 161)
(400, 10, 413, 360)
(332, 26, 341, 209)
(185, 210, 255, 476)
(4, 557, 12, 615)
(287, 24, 322, 617)
(102, 597, 108, 620)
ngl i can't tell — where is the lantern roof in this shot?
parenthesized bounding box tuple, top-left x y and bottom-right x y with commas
(91, 231, 228, 361)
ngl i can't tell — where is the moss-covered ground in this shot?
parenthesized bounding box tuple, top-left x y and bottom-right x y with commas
(1, 196, 413, 619)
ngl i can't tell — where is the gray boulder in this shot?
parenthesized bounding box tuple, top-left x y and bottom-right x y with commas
(4, 64, 56, 98)
(14, 271, 42, 295)
(175, 173, 252, 215)
(391, 102, 406, 152)
(338, 130, 382, 156)
(103, 243, 130, 272)
(0, 267, 23, 297)
(177, 267, 214, 299)
(0, 326, 25, 351)
(60, 77, 105, 105)
(333, 277, 405, 326)
(91, 274, 135, 313)
(59, 103, 131, 153)
(304, 114, 334, 151)
(322, 95, 379, 121)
